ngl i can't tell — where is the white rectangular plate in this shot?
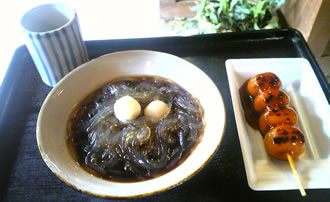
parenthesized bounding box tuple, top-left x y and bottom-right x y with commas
(225, 58, 330, 191)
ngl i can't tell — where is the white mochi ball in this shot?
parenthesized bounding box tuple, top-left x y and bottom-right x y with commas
(114, 96, 141, 122)
(144, 100, 170, 121)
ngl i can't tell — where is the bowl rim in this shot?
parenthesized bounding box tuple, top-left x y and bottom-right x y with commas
(36, 50, 226, 199)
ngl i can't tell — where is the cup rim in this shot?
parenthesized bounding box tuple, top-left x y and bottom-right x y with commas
(20, 3, 76, 35)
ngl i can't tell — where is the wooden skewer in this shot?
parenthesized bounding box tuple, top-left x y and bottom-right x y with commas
(286, 153, 306, 196)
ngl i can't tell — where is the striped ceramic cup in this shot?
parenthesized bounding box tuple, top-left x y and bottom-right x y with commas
(21, 3, 89, 87)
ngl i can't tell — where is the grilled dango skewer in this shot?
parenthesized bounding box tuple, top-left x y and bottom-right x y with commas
(243, 72, 307, 196)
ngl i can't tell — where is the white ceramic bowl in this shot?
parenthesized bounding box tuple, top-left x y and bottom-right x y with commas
(37, 50, 226, 198)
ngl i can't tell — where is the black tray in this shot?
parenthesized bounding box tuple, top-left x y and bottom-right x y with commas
(0, 29, 329, 201)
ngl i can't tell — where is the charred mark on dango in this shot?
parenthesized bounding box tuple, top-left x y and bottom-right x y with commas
(274, 137, 289, 144)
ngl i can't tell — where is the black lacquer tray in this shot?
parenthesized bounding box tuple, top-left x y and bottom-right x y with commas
(0, 29, 329, 201)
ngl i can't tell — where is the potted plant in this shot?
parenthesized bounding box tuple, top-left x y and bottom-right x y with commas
(180, 0, 286, 34)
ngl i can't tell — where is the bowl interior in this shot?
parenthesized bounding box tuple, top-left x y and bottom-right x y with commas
(37, 50, 226, 198)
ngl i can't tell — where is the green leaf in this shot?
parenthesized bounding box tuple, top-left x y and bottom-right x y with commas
(201, 0, 208, 8)
(210, 2, 221, 9)
(229, 0, 238, 11)
(253, 1, 266, 18)
(268, 0, 286, 10)
(232, 5, 250, 20)
(221, 0, 229, 14)
(254, 22, 260, 30)
(240, 22, 247, 31)
(217, 6, 222, 16)
(209, 12, 219, 24)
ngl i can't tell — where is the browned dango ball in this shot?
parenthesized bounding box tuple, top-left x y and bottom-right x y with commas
(247, 72, 281, 97)
(253, 88, 289, 113)
(259, 106, 297, 135)
(264, 125, 305, 161)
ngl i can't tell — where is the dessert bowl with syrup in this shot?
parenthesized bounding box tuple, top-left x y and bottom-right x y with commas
(37, 50, 226, 198)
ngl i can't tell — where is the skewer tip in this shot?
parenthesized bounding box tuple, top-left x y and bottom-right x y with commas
(286, 153, 306, 197)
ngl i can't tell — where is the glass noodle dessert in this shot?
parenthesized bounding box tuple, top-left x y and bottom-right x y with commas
(67, 76, 204, 182)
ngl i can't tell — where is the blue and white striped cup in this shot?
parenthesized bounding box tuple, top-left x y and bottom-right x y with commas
(21, 3, 89, 87)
